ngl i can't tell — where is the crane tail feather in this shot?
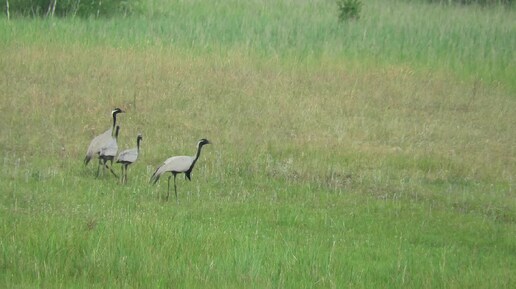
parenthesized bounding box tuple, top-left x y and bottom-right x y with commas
(150, 174, 160, 184)
(150, 167, 161, 184)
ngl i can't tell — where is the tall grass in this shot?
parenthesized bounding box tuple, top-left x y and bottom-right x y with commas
(0, 0, 515, 288)
(2, 0, 515, 90)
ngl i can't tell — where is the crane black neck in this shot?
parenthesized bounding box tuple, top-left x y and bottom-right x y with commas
(189, 140, 209, 172)
(136, 136, 142, 151)
(114, 126, 120, 138)
(112, 113, 118, 130)
(196, 142, 208, 157)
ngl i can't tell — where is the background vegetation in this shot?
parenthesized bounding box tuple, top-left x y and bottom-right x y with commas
(5, 0, 144, 17)
(1, 0, 515, 288)
(418, 0, 513, 5)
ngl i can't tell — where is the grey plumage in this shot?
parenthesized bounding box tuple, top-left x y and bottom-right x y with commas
(117, 133, 143, 184)
(84, 108, 124, 176)
(84, 129, 112, 165)
(99, 125, 120, 177)
(150, 138, 211, 201)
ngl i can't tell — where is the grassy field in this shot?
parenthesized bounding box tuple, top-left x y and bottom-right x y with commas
(1, 0, 515, 288)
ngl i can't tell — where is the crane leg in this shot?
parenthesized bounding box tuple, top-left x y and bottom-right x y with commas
(156, 177, 161, 200)
(166, 175, 171, 201)
(96, 159, 102, 177)
(106, 160, 118, 178)
(123, 165, 128, 184)
(174, 174, 178, 204)
(119, 165, 124, 184)
(111, 168, 118, 178)
(102, 159, 107, 176)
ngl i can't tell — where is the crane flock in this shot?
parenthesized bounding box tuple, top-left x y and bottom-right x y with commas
(84, 108, 210, 202)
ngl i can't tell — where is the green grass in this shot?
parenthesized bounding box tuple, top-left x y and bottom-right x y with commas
(1, 0, 515, 288)
(2, 0, 515, 90)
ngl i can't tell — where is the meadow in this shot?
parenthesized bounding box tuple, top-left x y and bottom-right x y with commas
(0, 0, 515, 288)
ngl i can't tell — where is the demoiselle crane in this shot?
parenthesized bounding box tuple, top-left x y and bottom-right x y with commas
(84, 108, 124, 177)
(116, 133, 143, 184)
(150, 139, 211, 201)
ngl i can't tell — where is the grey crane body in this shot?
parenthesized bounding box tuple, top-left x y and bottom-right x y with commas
(150, 139, 211, 201)
(99, 125, 120, 177)
(84, 128, 112, 163)
(117, 134, 142, 184)
(84, 108, 124, 177)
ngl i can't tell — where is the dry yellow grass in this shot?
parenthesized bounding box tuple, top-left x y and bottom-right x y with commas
(2, 44, 514, 183)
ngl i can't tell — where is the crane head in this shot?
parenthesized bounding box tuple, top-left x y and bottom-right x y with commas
(198, 138, 211, 146)
(112, 108, 125, 115)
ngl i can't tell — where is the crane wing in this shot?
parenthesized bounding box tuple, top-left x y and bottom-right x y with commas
(117, 148, 138, 163)
(162, 156, 194, 172)
(150, 156, 194, 184)
(100, 136, 118, 157)
(84, 128, 113, 164)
